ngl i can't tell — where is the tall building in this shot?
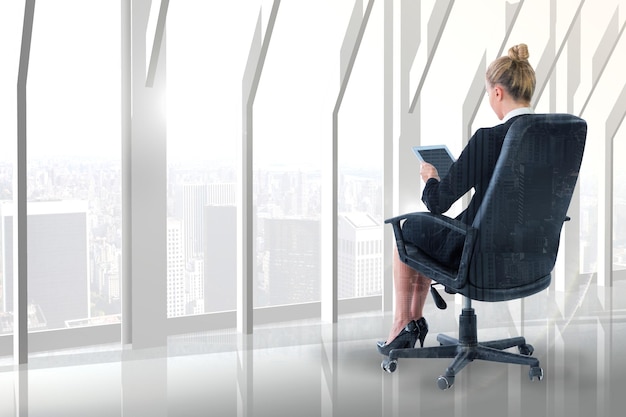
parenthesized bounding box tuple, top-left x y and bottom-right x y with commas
(203, 205, 236, 313)
(338, 212, 382, 299)
(206, 183, 236, 206)
(167, 218, 185, 317)
(174, 184, 208, 260)
(0, 200, 89, 330)
(262, 217, 320, 306)
(91, 239, 121, 307)
(169, 182, 236, 315)
(185, 257, 204, 315)
(174, 182, 236, 260)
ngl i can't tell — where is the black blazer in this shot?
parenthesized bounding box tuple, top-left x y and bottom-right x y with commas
(421, 115, 529, 225)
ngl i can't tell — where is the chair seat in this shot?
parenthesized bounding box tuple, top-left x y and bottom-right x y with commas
(401, 237, 554, 302)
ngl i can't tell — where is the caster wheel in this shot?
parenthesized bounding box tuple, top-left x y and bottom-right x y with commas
(529, 366, 544, 381)
(381, 359, 397, 373)
(518, 344, 534, 356)
(437, 375, 454, 390)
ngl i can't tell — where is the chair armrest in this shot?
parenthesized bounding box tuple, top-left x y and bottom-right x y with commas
(384, 213, 412, 260)
(385, 212, 472, 260)
(385, 211, 469, 231)
(385, 212, 477, 289)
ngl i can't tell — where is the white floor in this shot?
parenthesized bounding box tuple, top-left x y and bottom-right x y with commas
(1, 278, 625, 417)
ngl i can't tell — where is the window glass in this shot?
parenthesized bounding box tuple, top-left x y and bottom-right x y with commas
(252, 1, 356, 307)
(166, 1, 258, 316)
(337, 3, 384, 300)
(12, 0, 122, 332)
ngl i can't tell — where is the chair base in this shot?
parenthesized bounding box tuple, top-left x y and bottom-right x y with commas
(381, 307, 544, 390)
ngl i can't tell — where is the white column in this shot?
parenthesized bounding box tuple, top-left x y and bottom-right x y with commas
(125, 0, 169, 348)
(239, 0, 281, 334)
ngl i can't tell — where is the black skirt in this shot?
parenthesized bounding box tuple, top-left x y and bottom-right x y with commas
(401, 212, 466, 270)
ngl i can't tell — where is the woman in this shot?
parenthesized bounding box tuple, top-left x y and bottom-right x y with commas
(378, 44, 537, 354)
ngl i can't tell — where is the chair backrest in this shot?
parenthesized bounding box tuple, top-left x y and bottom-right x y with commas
(466, 114, 587, 301)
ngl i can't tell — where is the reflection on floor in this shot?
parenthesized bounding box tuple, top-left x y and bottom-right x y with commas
(1, 278, 625, 417)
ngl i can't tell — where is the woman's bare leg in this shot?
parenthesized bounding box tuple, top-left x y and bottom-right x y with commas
(383, 248, 430, 344)
(410, 271, 431, 321)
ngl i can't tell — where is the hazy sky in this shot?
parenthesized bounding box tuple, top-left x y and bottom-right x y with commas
(2, 0, 625, 171)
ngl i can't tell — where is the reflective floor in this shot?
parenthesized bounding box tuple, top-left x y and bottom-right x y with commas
(1, 278, 625, 417)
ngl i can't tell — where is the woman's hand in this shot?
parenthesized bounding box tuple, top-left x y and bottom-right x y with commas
(420, 162, 440, 182)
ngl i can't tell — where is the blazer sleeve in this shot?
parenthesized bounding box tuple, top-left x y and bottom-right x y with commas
(421, 128, 488, 214)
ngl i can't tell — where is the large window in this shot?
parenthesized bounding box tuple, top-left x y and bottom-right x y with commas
(0, 0, 122, 337)
(252, 1, 338, 308)
(337, 1, 384, 300)
(165, 1, 384, 313)
(2, 0, 625, 358)
(166, 2, 258, 316)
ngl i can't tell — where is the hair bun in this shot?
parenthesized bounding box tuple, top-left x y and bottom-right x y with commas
(508, 44, 530, 62)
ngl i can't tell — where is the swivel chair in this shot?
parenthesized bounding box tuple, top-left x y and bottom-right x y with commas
(382, 114, 587, 390)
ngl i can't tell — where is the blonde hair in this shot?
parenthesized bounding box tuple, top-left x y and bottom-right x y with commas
(486, 44, 536, 103)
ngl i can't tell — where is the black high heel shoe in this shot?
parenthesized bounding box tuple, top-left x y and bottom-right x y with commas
(377, 320, 419, 355)
(414, 317, 429, 348)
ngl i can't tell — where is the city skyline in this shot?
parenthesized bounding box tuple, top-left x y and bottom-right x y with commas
(1, 153, 623, 334)
(0, 157, 396, 333)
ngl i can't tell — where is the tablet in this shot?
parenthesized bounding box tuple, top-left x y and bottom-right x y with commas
(412, 145, 455, 178)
